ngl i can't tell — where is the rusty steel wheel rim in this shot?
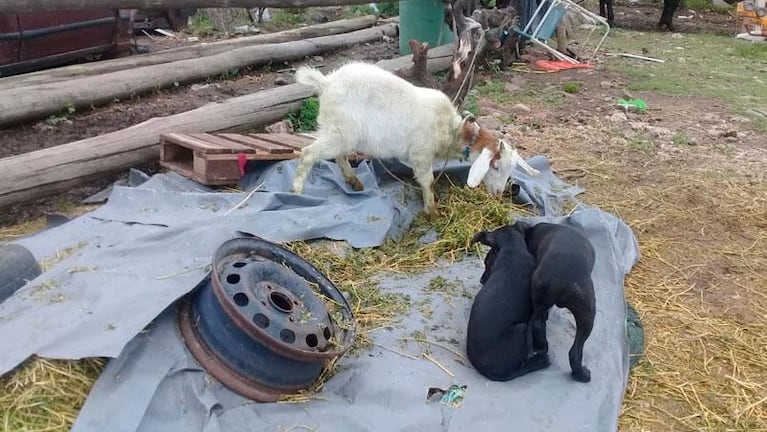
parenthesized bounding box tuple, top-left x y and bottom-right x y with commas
(178, 237, 355, 402)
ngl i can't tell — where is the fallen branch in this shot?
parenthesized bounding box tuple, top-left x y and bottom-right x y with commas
(0, 23, 397, 128)
(0, 15, 381, 91)
(393, 39, 440, 89)
(605, 52, 666, 63)
(0, 43, 456, 209)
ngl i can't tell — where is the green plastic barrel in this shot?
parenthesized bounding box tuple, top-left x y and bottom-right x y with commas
(398, 0, 455, 55)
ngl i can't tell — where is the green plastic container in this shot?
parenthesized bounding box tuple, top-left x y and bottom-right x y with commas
(398, 0, 455, 55)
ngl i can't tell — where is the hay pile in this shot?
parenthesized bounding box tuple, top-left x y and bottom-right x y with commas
(616, 176, 767, 430)
(0, 182, 530, 430)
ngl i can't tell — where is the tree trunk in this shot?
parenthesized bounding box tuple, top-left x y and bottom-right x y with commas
(0, 0, 378, 12)
(0, 43, 457, 209)
(0, 23, 397, 128)
(393, 39, 440, 89)
(0, 15, 381, 91)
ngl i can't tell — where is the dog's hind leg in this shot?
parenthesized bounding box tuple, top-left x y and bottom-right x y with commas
(528, 276, 553, 356)
(531, 310, 549, 353)
(568, 293, 596, 383)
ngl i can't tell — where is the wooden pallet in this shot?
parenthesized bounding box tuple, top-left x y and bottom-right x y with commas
(159, 132, 315, 185)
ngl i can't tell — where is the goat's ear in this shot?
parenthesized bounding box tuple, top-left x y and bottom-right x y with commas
(497, 139, 505, 154)
(467, 147, 493, 188)
(461, 111, 476, 122)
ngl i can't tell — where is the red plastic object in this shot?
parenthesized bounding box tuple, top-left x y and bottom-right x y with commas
(534, 60, 592, 71)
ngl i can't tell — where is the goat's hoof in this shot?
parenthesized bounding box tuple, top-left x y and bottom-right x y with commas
(571, 366, 591, 383)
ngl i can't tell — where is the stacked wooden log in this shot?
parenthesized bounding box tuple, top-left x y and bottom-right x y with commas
(0, 17, 396, 128)
(0, 17, 458, 208)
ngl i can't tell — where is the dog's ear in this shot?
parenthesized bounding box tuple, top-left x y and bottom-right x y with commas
(471, 230, 496, 248)
(512, 220, 533, 235)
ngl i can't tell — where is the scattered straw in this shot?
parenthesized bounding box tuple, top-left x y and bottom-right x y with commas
(400, 337, 467, 363)
(0, 358, 104, 432)
(373, 343, 420, 361)
(276, 181, 530, 402)
(422, 353, 455, 377)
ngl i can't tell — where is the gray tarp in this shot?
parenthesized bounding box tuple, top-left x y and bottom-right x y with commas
(1, 155, 639, 432)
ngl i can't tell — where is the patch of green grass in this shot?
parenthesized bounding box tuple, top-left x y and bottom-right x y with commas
(426, 276, 464, 302)
(672, 132, 690, 146)
(343, 4, 379, 17)
(734, 43, 767, 61)
(286, 97, 320, 132)
(476, 80, 510, 103)
(604, 29, 767, 127)
(377, 2, 400, 16)
(271, 8, 306, 26)
(343, 2, 398, 18)
(219, 68, 239, 80)
(476, 77, 567, 109)
(684, 0, 734, 12)
(188, 11, 216, 37)
(45, 102, 76, 126)
(627, 136, 654, 153)
(463, 89, 480, 117)
(562, 82, 581, 94)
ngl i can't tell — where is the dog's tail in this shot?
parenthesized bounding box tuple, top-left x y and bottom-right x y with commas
(295, 66, 329, 93)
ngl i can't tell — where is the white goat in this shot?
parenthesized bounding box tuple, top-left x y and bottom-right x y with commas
(467, 138, 540, 196)
(290, 62, 479, 217)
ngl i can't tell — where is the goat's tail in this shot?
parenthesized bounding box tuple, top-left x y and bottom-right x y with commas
(295, 67, 329, 92)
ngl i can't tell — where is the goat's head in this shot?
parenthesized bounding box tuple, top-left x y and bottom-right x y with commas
(478, 139, 516, 196)
(464, 129, 507, 191)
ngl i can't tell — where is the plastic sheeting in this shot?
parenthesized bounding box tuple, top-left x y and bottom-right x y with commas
(1, 155, 639, 432)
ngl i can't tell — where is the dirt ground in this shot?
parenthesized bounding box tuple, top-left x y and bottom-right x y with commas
(1, 2, 766, 430)
(611, 0, 739, 35)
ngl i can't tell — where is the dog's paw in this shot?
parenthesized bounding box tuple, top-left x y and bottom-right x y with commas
(571, 366, 591, 383)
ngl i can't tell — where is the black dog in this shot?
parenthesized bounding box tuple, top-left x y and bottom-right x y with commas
(466, 224, 550, 381)
(519, 221, 597, 383)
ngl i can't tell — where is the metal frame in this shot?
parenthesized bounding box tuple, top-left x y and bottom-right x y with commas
(517, 0, 611, 64)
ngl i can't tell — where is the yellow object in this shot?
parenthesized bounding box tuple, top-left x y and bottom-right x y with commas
(737, 0, 767, 36)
